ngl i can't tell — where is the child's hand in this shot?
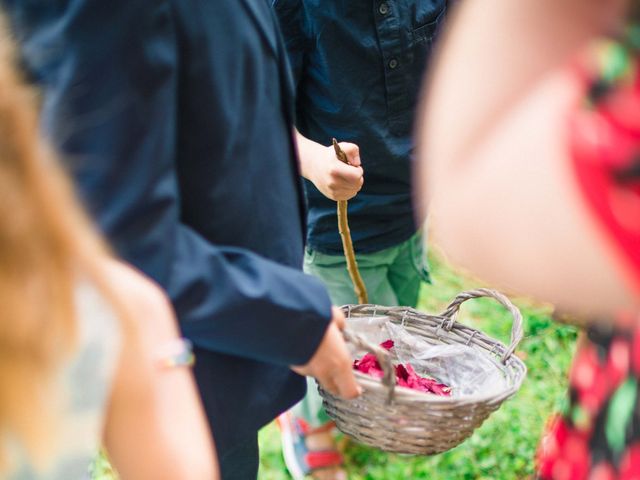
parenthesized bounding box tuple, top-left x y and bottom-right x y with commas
(313, 142, 363, 201)
(300, 138, 364, 201)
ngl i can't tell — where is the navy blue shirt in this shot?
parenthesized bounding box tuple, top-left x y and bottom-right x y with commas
(3, 0, 332, 453)
(274, 0, 446, 254)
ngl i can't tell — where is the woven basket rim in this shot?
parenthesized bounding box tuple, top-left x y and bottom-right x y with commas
(351, 357, 526, 405)
(319, 289, 528, 455)
(341, 290, 528, 405)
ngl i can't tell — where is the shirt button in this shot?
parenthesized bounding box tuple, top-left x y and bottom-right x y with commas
(388, 58, 399, 69)
(379, 2, 390, 15)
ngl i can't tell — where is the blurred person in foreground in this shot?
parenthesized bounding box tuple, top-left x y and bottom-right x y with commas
(419, 0, 640, 477)
(1, 1, 360, 478)
(273, 1, 446, 478)
(0, 14, 216, 480)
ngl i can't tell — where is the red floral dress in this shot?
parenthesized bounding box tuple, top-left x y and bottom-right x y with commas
(537, 322, 640, 479)
(537, 31, 640, 480)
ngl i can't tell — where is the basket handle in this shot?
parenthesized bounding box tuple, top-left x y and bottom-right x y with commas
(343, 328, 396, 404)
(439, 288, 524, 364)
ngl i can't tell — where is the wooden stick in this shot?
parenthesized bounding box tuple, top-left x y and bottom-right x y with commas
(332, 138, 368, 304)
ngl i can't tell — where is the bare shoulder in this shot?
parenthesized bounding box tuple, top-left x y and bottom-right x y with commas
(429, 66, 636, 316)
(97, 258, 179, 341)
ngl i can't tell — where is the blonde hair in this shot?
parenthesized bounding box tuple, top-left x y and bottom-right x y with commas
(0, 16, 115, 471)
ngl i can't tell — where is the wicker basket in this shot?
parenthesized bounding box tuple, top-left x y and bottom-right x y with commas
(318, 288, 527, 455)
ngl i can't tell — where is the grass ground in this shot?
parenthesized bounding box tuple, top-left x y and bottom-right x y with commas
(93, 254, 577, 479)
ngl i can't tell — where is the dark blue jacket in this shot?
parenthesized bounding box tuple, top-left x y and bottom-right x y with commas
(4, 0, 332, 451)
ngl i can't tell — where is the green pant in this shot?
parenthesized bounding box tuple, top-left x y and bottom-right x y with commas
(293, 231, 430, 427)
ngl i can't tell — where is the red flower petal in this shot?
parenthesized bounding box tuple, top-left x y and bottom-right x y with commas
(395, 364, 409, 381)
(353, 341, 451, 395)
(380, 340, 394, 350)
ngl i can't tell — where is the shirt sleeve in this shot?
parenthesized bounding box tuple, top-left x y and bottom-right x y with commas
(8, 0, 332, 367)
(272, 0, 309, 88)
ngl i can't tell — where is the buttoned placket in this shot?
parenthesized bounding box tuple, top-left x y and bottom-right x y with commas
(372, 0, 410, 135)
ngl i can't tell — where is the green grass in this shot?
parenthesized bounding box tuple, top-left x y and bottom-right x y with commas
(258, 255, 577, 480)
(92, 254, 577, 479)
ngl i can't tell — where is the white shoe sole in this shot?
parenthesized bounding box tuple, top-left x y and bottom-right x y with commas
(279, 415, 307, 480)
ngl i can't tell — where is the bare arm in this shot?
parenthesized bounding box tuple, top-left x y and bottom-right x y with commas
(427, 70, 637, 318)
(419, 0, 638, 318)
(295, 130, 364, 201)
(421, 0, 626, 181)
(101, 261, 218, 480)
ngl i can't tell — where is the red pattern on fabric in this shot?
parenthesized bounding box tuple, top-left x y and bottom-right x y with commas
(569, 339, 629, 417)
(537, 322, 640, 479)
(590, 462, 617, 480)
(538, 416, 591, 480)
(569, 62, 640, 294)
(619, 444, 640, 479)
